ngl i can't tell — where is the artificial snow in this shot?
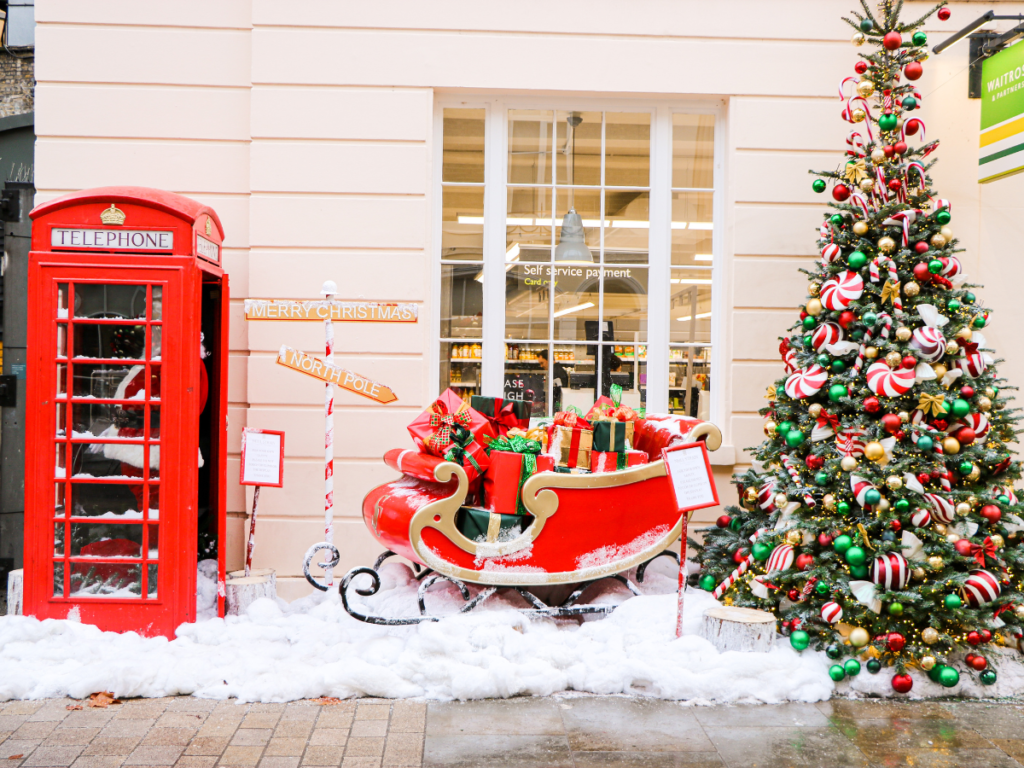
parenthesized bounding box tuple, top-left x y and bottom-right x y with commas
(1, 559, 1022, 704)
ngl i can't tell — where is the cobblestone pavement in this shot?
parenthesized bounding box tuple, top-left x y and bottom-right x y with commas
(5, 696, 1024, 768)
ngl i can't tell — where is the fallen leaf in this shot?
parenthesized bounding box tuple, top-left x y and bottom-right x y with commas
(65, 704, 83, 711)
(314, 697, 344, 706)
(8, 755, 24, 760)
(88, 692, 121, 708)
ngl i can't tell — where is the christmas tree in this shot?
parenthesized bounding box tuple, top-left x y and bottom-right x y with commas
(693, 0, 1024, 692)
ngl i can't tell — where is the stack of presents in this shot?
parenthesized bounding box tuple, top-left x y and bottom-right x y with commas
(406, 388, 649, 542)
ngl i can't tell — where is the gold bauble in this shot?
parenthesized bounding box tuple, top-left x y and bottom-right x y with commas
(865, 441, 886, 461)
(946, 533, 961, 544)
(978, 396, 992, 411)
(956, 502, 971, 516)
(853, 221, 870, 235)
(984, 387, 996, 398)
(991, 534, 1005, 549)
(857, 80, 875, 98)
(930, 233, 947, 249)
(876, 498, 890, 513)
(940, 226, 954, 240)
(859, 178, 875, 192)
(945, 341, 960, 356)
(896, 117, 905, 131)
(850, 627, 871, 647)
(774, 492, 789, 508)
(927, 556, 944, 571)
(934, 523, 947, 535)
(841, 455, 859, 472)
(1015, 604, 1024, 620)
(967, 495, 978, 507)
(904, 281, 920, 297)
(808, 403, 823, 418)
(744, 487, 758, 503)
(871, 148, 886, 164)
(895, 326, 912, 342)
(968, 466, 981, 481)
(899, 411, 910, 423)
(922, 627, 940, 645)
(765, 420, 777, 437)
(921, 655, 937, 671)
(885, 351, 903, 368)
(886, 475, 903, 491)
(786, 529, 803, 547)
(912, 567, 927, 581)
(865, 346, 879, 359)
(806, 298, 823, 317)
(808, 282, 821, 297)
(957, 327, 974, 342)
(852, 108, 867, 123)
(824, 494, 837, 511)
(943, 436, 961, 455)
(932, 364, 948, 379)
(878, 236, 897, 253)
(852, 32, 866, 46)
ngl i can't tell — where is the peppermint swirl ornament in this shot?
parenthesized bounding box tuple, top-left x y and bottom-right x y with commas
(910, 327, 947, 363)
(963, 569, 1001, 607)
(872, 553, 910, 590)
(765, 544, 795, 574)
(820, 270, 865, 310)
(785, 364, 828, 399)
(812, 322, 843, 353)
(866, 362, 916, 397)
(821, 601, 843, 624)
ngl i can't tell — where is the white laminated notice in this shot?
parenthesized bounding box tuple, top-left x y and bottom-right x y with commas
(665, 445, 715, 509)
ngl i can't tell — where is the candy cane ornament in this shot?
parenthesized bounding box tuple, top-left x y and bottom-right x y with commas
(854, 311, 892, 373)
(712, 528, 769, 600)
(781, 453, 816, 508)
(846, 130, 866, 158)
(868, 255, 903, 314)
(902, 118, 926, 144)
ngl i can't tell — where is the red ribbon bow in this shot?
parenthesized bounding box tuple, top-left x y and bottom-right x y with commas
(971, 537, 996, 568)
(427, 401, 473, 451)
(817, 410, 841, 433)
(492, 402, 522, 431)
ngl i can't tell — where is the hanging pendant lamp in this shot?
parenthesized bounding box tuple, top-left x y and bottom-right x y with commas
(555, 113, 594, 263)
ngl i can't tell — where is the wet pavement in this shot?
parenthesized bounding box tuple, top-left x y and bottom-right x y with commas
(3, 696, 1024, 768)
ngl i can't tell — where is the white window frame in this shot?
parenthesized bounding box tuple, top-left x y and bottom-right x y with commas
(431, 96, 726, 422)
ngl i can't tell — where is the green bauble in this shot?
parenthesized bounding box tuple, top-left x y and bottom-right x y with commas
(939, 666, 960, 688)
(812, 179, 827, 193)
(729, 517, 742, 532)
(816, 353, 831, 366)
(936, 209, 951, 225)
(980, 669, 997, 685)
(845, 546, 867, 566)
(826, 644, 843, 660)
(831, 360, 846, 373)
(833, 534, 853, 554)
(837, 501, 851, 515)
(751, 541, 773, 561)
(829, 664, 846, 682)
(848, 251, 868, 269)
(951, 398, 971, 417)
(928, 259, 943, 274)
(850, 563, 869, 579)
(859, 18, 873, 32)
(867, 659, 882, 674)
(902, 96, 918, 110)
(815, 471, 830, 486)
(888, 602, 904, 616)
(878, 113, 898, 131)
(895, 499, 910, 513)
(829, 384, 848, 402)
(912, 31, 927, 46)
(944, 594, 962, 609)
(851, 329, 864, 341)
(803, 316, 817, 330)
(928, 665, 944, 683)
(947, 299, 961, 311)
(699, 574, 717, 591)
(999, 494, 1011, 504)
(965, 292, 976, 303)
(830, 213, 844, 226)
(790, 630, 810, 651)
(864, 488, 881, 505)
(974, 315, 987, 328)
(917, 435, 934, 451)
(777, 420, 793, 435)
(785, 430, 806, 447)
(803, 334, 814, 348)
(844, 659, 862, 677)
(959, 461, 974, 476)
(815, 580, 830, 595)
(862, 312, 877, 326)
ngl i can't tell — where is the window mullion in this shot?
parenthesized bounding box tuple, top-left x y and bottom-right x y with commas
(481, 100, 508, 396)
(646, 106, 671, 413)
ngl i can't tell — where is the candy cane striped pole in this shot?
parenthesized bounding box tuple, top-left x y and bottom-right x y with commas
(712, 528, 768, 600)
(322, 280, 338, 588)
(780, 453, 815, 508)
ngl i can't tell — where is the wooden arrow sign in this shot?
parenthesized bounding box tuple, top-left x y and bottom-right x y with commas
(245, 299, 417, 323)
(277, 345, 398, 404)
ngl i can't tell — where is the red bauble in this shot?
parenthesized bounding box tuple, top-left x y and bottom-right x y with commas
(733, 548, 748, 563)
(971, 655, 988, 671)
(981, 505, 1002, 525)
(967, 630, 982, 646)
(960, 385, 975, 398)
(904, 61, 923, 81)
(894, 141, 908, 155)
(938, 7, 951, 21)
(716, 515, 732, 528)
(787, 589, 800, 601)
(855, 61, 869, 74)
(799, 310, 808, 320)
(913, 262, 932, 282)
(958, 427, 976, 446)
(901, 355, 917, 369)
(883, 144, 895, 158)
(888, 178, 903, 192)
(881, 413, 902, 433)
(864, 396, 881, 414)
(796, 554, 815, 571)
(917, 472, 931, 485)
(981, 629, 992, 643)
(806, 454, 825, 471)
(884, 31, 903, 50)
(818, 532, 833, 547)
(838, 310, 856, 329)
(892, 673, 914, 693)
(955, 539, 973, 557)
(887, 632, 906, 652)
(890, 519, 902, 532)
(895, 430, 906, 441)
(833, 184, 851, 202)
(930, 469, 943, 479)
(914, 241, 929, 254)
(932, 420, 948, 431)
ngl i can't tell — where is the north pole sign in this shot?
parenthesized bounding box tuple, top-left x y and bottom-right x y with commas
(277, 345, 398, 404)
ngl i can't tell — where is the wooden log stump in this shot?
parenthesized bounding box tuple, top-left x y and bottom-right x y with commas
(6, 568, 22, 616)
(699, 606, 776, 653)
(225, 569, 276, 616)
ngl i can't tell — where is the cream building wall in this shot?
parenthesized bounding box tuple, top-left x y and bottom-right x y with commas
(33, 0, 1024, 600)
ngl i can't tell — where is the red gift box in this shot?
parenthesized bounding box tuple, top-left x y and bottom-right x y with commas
(407, 389, 495, 482)
(585, 396, 619, 422)
(590, 449, 648, 473)
(484, 451, 555, 515)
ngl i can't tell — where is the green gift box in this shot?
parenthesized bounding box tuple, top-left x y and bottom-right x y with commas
(457, 506, 529, 543)
(555, 466, 591, 475)
(592, 419, 632, 452)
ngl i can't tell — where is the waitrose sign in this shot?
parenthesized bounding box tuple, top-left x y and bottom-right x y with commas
(980, 42, 1024, 182)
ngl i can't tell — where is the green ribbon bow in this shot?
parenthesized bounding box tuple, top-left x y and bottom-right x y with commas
(443, 423, 482, 476)
(484, 434, 542, 515)
(610, 383, 623, 407)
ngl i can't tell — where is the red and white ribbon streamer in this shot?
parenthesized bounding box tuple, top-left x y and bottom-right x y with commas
(712, 528, 769, 600)
(854, 311, 892, 373)
(780, 453, 816, 508)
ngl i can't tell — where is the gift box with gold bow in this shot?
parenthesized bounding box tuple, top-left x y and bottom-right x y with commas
(470, 395, 531, 437)
(407, 388, 496, 482)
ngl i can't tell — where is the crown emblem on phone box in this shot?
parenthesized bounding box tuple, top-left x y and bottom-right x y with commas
(100, 204, 126, 226)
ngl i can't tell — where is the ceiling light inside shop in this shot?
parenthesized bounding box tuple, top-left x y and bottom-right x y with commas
(677, 312, 713, 322)
(671, 278, 712, 284)
(688, 222, 713, 230)
(553, 301, 595, 318)
(554, 113, 594, 263)
(694, 254, 713, 261)
(457, 215, 485, 224)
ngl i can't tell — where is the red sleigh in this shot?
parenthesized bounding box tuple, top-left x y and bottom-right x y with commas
(305, 414, 722, 624)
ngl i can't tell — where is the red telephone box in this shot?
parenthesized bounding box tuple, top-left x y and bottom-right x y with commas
(23, 187, 229, 637)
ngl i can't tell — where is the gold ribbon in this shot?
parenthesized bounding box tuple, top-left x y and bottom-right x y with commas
(765, 385, 777, 400)
(844, 158, 869, 184)
(917, 392, 946, 417)
(881, 280, 900, 305)
(857, 523, 875, 551)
